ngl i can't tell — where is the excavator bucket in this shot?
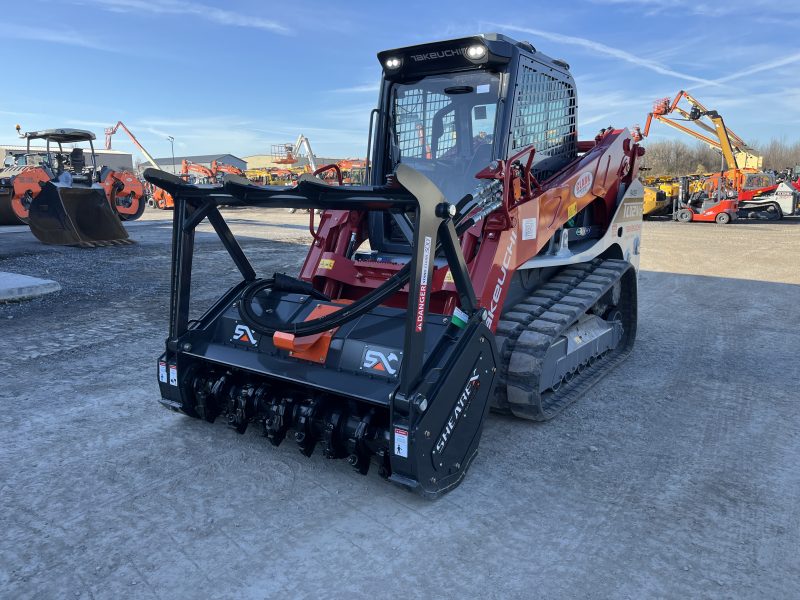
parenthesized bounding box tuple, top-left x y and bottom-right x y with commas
(27, 182, 130, 247)
(0, 188, 22, 225)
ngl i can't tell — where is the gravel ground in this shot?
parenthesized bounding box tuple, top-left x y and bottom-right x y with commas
(1, 211, 799, 599)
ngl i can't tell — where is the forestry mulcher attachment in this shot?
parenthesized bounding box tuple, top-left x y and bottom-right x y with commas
(146, 34, 644, 497)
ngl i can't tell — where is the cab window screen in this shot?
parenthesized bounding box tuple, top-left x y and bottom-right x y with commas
(394, 89, 452, 159)
(510, 60, 577, 178)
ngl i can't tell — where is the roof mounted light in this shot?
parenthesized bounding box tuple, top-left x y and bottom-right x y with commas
(466, 44, 487, 60)
(384, 57, 402, 70)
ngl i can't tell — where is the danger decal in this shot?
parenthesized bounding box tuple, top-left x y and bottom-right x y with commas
(415, 236, 433, 332)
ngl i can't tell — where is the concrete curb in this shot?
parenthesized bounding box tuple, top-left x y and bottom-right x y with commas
(0, 272, 61, 302)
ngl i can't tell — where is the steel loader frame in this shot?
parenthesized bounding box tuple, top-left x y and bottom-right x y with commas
(147, 167, 499, 497)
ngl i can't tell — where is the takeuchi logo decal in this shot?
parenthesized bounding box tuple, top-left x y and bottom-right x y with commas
(573, 171, 594, 198)
(410, 48, 467, 62)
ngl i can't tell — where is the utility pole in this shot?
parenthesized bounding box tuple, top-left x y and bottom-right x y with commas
(167, 136, 175, 174)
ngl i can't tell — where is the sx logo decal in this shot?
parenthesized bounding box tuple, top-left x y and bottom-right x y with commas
(232, 324, 258, 346)
(362, 349, 399, 375)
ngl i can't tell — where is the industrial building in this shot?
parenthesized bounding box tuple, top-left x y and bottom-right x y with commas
(152, 153, 247, 173)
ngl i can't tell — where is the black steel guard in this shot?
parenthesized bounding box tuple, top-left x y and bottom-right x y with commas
(143, 165, 480, 417)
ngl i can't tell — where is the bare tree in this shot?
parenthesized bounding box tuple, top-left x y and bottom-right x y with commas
(641, 139, 800, 177)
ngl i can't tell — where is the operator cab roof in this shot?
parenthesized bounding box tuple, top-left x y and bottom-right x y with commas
(377, 32, 571, 80)
(19, 128, 96, 144)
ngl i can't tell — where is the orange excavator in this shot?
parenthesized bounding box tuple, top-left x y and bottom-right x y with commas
(105, 121, 174, 209)
(182, 159, 245, 185)
(181, 159, 216, 184)
(211, 160, 244, 178)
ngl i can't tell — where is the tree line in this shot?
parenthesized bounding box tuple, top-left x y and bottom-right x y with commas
(640, 139, 800, 177)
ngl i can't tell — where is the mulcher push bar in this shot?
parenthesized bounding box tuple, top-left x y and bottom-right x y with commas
(143, 165, 481, 405)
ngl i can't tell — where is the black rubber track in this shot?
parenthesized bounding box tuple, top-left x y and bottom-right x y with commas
(492, 258, 637, 421)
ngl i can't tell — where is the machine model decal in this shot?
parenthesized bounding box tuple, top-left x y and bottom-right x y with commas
(415, 235, 433, 332)
(434, 369, 481, 455)
(573, 171, 594, 198)
(232, 324, 258, 346)
(361, 347, 401, 376)
(620, 201, 644, 221)
(484, 230, 517, 329)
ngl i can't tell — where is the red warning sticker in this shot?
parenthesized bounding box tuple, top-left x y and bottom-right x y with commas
(394, 427, 408, 458)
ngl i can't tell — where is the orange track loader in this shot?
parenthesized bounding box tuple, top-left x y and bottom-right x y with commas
(145, 33, 645, 497)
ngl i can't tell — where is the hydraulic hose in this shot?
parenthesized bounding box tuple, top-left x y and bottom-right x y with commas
(238, 186, 498, 339)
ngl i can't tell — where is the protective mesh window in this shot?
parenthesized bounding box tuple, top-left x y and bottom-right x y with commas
(394, 90, 454, 159)
(510, 60, 577, 178)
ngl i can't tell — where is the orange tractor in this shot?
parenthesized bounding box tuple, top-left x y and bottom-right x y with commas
(0, 127, 145, 226)
(0, 127, 142, 246)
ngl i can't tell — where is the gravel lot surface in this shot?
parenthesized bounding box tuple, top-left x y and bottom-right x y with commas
(1, 211, 799, 599)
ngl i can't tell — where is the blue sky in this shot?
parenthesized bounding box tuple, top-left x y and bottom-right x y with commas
(2, 0, 799, 160)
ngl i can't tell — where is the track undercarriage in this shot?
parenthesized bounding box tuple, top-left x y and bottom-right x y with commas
(495, 259, 637, 420)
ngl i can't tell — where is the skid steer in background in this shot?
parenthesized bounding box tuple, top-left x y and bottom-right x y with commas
(0, 127, 132, 245)
(146, 33, 644, 497)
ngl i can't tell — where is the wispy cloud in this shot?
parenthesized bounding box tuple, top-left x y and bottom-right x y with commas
(691, 51, 800, 89)
(0, 23, 115, 52)
(331, 83, 380, 94)
(66, 119, 114, 129)
(588, 0, 800, 18)
(73, 0, 291, 34)
(486, 23, 719, 87)
(587, 0, 731, 17)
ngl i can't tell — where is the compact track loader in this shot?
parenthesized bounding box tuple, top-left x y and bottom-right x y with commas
(147, 34, 645, 497)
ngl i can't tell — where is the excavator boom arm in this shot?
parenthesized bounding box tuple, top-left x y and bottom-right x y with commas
(105, 121, 160, 169)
